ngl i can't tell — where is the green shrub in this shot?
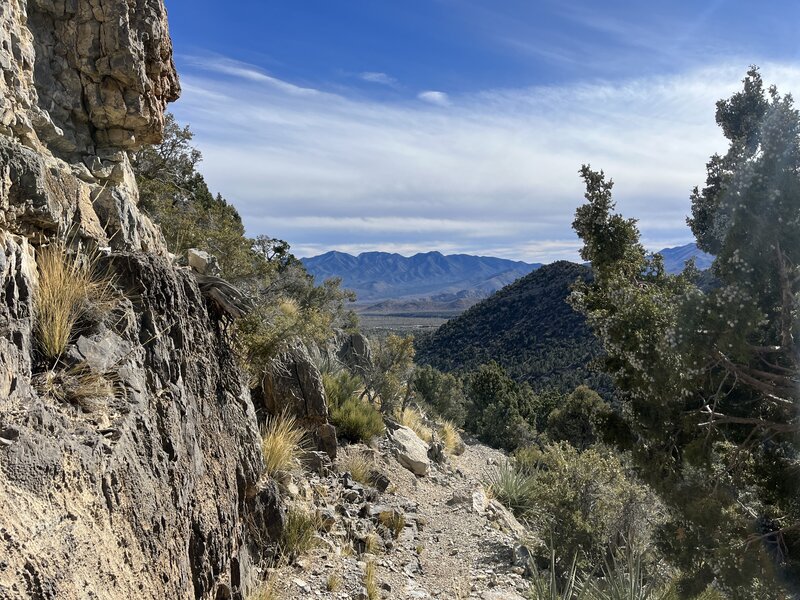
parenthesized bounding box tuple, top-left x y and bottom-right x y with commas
(330, 397, 385, 443)
(546, 385, 611, 450)
(322, 370, 361, 410)
(411, 365, 468, 426)
(525, 443, 656, 572)
(465, 362, 537, 451)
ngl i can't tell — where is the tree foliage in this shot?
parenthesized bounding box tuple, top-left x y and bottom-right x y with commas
(571, 68, 800, 597)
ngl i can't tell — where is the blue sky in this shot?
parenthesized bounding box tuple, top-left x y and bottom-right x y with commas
(164, 0, 800, 261)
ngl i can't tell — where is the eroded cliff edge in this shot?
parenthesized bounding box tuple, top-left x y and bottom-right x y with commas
(0, 2, 281, 598)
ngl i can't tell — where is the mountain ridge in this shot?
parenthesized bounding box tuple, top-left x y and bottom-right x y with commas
(302, 243, 712, 309)
(302, 250, 542, 304)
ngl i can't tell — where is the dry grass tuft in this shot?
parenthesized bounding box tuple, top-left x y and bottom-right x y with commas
(34, 243, 115, 360)
(326, 573, 342, 592)
(378, 510, 406, 539)
(400, 407, 433, 443)
(440, 420, 464, 455)
(35, 362, 118, 411)
(279, 507, 321, 560)
(248, 571, 279, 600)
(261, 410, 306, 477)
(364, 560, 379, 600)
(340, 449, 374, 486)
(364, 532, 382, 555)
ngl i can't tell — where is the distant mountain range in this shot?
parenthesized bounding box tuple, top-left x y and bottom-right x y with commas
(301, 243, 712, 309)
(301, 251, 540, 306)
(656, 242, 713, 273)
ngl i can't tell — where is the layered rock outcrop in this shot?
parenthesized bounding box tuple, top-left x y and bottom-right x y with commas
(0, 2, 279, 599)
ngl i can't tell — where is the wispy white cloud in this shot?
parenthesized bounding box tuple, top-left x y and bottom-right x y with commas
(360, 71, 398, 86)
(417, 90, 451, 106)
(171, 58, 800, 262)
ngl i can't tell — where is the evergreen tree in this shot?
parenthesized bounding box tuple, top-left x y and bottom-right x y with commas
(572, 68, 800, 597)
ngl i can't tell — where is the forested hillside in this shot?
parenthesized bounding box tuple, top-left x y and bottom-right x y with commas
(414, 261, 611, 395)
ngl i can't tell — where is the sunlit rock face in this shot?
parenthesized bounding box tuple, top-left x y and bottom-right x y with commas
(0, 3, 281, 599)
(1, 0, 180, 157)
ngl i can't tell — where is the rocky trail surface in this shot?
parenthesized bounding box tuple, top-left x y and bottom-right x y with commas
(266, 431, 533, 600)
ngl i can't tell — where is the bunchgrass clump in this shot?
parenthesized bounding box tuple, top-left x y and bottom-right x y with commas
(326, 573, 342, 592)
(261, 411, 306, 477)
(279, 507, 320, 560)
(364, 532, 382, 555)
(35, 362, 117, 411)
(248, 572, 279, 600)
(330, 397, 385, 443)
(34, 243, 115, 360)
(484, 461, 538, 518)
(440, 420, 464, 455)
(378, 511, 406, 539)
(399, 407, 433, 443)
(364, 560, 379, 600)
(340, 449, 374, 486)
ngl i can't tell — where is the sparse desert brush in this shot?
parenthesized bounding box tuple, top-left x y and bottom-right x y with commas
(279, 507, 321, 560)
(340, 449, 373, 486)
(261, 410, 306, 477)
(440, 420, 464, 454)
(330, 397, 384, 443)
(400, 406, 433, 443)
(34, 242, 115, 360)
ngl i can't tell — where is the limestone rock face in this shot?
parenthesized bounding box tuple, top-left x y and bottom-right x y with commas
(0, 2, 281, 599)
(1, 0, 179, 157)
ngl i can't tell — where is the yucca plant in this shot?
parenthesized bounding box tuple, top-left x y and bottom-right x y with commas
(529, 548, 591, 600)
(585, 546, 675, 600)
(261, 410, 306, 476)
(485, 461, 538, 518)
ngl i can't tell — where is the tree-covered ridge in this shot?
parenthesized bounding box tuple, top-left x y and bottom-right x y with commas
(414, 260, 611, 395)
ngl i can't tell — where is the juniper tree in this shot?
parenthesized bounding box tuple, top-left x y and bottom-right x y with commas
(571, 68, 800, 597)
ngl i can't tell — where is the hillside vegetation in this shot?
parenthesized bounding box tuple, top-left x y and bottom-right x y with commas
(414, 260, 611, 395)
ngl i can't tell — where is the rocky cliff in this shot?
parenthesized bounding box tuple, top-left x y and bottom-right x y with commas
(0, 2, 281, 598)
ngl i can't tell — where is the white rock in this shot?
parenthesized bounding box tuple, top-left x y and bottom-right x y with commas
(388, 425, 430, 476)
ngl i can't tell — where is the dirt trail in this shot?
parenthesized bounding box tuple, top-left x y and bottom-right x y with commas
(266, 435, 532, 599)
